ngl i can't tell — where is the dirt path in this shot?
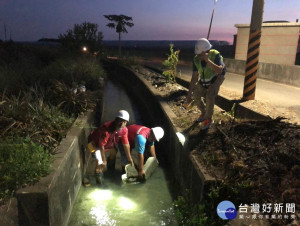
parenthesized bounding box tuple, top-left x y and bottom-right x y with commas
(139, 58, 300, 125)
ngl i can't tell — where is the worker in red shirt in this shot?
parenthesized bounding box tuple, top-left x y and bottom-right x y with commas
(119, 124, 164, 179)
(88, 110, 133, 184)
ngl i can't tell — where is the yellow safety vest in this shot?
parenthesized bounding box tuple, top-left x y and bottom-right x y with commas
(194, 49, 223, 86)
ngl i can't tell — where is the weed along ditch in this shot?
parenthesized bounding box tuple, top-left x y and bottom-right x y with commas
(11, 59, 299, 226)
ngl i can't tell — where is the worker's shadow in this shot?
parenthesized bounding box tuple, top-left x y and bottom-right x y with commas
(182, 121, 198, 134)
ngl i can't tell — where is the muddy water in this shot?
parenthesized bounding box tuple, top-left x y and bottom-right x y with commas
(68, 79, 178, 226)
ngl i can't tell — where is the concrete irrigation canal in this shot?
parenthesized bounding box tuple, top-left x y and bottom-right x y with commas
(16, 61, 216, 226)
(68, 78, 178, 225)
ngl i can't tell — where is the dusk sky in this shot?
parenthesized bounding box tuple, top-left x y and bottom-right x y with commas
(0, 0, 299, 43)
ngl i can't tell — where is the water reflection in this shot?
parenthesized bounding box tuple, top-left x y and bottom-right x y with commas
(68, 168, 177, 226)
(101, 80, 142, 124)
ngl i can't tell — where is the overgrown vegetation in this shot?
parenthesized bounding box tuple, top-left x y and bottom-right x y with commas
(201, 118, 299, 198)
(174, 196, 210, 225)
(180, 117, 299, 225)
(0, 137, 54, 201)
(173, 181, 256, 226)
(0, 37, 105, 204)
(162, 44, 180, 82)
(0, 91, 74, 151)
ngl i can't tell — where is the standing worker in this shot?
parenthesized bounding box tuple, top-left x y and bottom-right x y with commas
(87, 110, 133, 185)
(119, 124, 164, 179)
(184, 38, 226, 130)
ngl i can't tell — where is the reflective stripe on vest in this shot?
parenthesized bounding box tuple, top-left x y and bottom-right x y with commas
(194, 49, 222, 86)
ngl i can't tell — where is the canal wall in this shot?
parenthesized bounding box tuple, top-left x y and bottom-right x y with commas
(16, 112, 95, 226)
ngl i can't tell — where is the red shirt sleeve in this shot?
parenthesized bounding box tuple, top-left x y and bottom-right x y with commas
(98, 130, 109, 147)
(120, 127, 129, 145)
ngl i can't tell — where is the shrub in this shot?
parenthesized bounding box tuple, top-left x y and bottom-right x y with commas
(162, 44, 180, 82)
(0, 43, 104, 205)
(59, 21, 103, 53)
(41, 57, 106, 90)
(174, 196, 209, 226)
(0, 90, 75, 151)
(0, 137, 53, 204)
(48, 80, 100, 117)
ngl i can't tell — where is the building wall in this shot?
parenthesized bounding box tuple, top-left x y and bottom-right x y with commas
(235, 23, 300, 65)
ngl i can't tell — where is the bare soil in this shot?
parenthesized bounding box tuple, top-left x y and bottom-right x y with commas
(218, 87, 300, 126)
(133, 64, 300, 225)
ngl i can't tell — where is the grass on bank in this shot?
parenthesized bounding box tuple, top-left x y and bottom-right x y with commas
(0, 137, 54, 201)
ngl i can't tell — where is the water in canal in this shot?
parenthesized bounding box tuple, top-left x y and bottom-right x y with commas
(68, 79, 178, 225)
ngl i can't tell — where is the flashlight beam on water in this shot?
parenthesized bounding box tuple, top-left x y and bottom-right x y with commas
(89, 189, 113, 202)
(118, 197, 136, 210)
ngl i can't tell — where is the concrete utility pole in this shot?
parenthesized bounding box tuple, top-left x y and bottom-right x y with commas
(242, 0, 264, 100)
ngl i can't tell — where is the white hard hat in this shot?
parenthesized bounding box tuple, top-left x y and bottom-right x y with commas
(116, 110, 129, 121)
(194, 38, 212, 54)
(151, 127, 164, 142)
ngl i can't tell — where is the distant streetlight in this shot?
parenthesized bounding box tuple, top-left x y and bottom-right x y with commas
(82, 46, 88, 52)
(207, 0, 218, 40)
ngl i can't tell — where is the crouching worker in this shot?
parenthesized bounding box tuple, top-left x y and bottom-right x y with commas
(87, 110, 133, 185)
(119, 124, 164, 180)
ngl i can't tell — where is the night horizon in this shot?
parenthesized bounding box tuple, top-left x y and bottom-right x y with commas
(0, 0, 299, 43)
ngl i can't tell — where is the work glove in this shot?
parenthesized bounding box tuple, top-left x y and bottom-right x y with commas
(95, 150, 103, 165)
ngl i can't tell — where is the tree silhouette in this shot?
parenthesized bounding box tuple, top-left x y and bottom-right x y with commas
(104, 14, 134, 57)
(59, 22, 103, 53)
